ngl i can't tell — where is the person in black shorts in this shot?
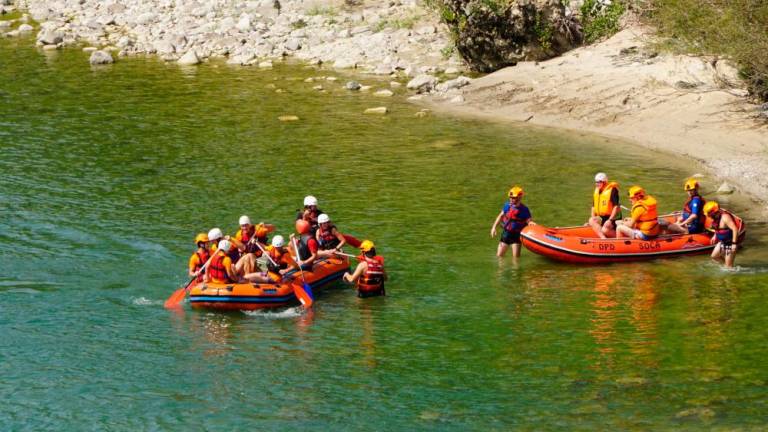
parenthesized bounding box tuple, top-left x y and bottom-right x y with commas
(490, 186, 532, 258)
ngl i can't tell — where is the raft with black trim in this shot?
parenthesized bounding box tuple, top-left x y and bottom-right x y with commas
(521, 213, 746, 264)
(188, 256, 349, 310)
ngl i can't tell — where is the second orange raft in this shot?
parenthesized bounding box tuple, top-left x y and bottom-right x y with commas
(521, 213, 746, 264)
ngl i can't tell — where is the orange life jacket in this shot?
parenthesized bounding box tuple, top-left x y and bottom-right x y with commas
(193, 249, 210, 282)
(593, 182, 620, 217)
(266, 246, 288, 281)
(632, 195, 660, 236)
(208, 252, 233, 284)
(356, 255, 385, 293)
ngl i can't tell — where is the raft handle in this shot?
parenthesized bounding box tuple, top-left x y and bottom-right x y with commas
(624, 241, 631, 245)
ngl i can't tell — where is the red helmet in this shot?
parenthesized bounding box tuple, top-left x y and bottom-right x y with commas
(295, 219, 310, 235)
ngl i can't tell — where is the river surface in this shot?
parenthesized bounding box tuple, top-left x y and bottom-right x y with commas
(1, 33, 767, 430)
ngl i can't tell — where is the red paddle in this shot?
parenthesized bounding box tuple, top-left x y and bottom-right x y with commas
(291, 237, 314, 309)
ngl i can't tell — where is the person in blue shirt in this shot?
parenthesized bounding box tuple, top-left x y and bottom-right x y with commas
(667, 178, 706, 234)
(490, 186, 532, 258)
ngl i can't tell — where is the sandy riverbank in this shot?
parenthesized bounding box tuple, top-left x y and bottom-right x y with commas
(425, 26, 768, 209)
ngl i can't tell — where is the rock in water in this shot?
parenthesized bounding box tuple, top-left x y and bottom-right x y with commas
(717, 182, 735, 194)
(345, 81, 361, 91)
(178, 50, 200, 65)
(37, 30, 63, 45)
(18, 24, 34, 33)
(278, 115, 299, 121)
(406, 74, 438, 93)
(89, 50, 114, 65)
(374, 89, 393, 97)
(364, 107, 388, 115)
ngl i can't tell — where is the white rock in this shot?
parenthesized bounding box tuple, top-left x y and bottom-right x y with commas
(258, 60, 273, 68)
(43, 44, 58, 51)
(436, 76, 472, 92)
(236, 15, 252, 32)
(89, 50, 114, 65)
(117, 36, 133, 49)
(227, 53, 255, 65)
(416, 25, 436, 35)
(178, 50, 200, 65)
(390, 81, 402, 88)
(37, 30, 63, 45)
(154, 40, 175, 55)
(0, 21, 10, 30)
(136, 12, 156, 26)
(407, 74, 438, 93)
(345, 81, 361, 91)
(716, 182, 735, 194)
(449, 95, 465, 103)
(333, 58, 357, 69)
(364, 107, 388, 115)
(284, 38, 301, 51)
(18, 24, 34, 33)
(82, 46, 97, 53)
(444, 67, 460, 74)
(313, 85, 324, 91)
(374, 89, 394, 97)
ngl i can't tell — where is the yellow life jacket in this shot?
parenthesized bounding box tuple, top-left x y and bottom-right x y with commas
(593, 182, 620, 217)
(632, 195, 660, 236)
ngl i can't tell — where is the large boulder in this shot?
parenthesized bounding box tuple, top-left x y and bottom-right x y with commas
(37, 30, 64, 45)
(439, 0, 582, 72)
(407, 74, 438, 93)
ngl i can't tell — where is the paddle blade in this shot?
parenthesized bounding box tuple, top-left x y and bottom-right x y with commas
(164, 286, 187, 308)
(294, 282, 314, 309)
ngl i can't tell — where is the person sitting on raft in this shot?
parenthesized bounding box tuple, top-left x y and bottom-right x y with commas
(616, 186, 661, 240)
(490, 186, 532, 258)
(704, 201, 740, 268)
(205, 239, 238, 284)
(207, 228, 224, 254)
(296, 195, 324, 235)
(235, 215, 276, 256)
(588, 172, 621, 238)
(208, 226, 246, 263)
(243, 235, 298, 283)
(290, 219, 318, 271)
(666, 179, 706, 235)
(188, 233, 210, 283)
(315, 213, 347, 258)
(343, 240, 386, 297)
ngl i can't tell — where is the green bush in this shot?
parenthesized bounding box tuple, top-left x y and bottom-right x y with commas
(580, 0, 625, 43)
(647, 0, 768, 100)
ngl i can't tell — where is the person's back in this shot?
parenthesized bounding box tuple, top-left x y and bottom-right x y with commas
(207, 240, 235, 284)
(632, 194, 660, 237)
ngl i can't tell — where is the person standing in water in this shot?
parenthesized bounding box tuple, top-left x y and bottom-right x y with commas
(490, 186, 532, 258)
(704, 201, 740, 268)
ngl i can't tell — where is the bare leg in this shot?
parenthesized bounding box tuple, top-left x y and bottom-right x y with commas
(511, 243, 522, 258)
(711, 243, 722, 261)
(666, 223, 687, 235)
(243, 271, 273, 283)
(600, 220, 617, 238)
(724, 245, 736, 268)
(589, 216, 606, 239)
(497, 242, 509, 257)
(616, 224, 634, 238)
(235, 253, 258, 276)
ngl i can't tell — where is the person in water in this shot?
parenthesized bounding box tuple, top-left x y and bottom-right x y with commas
(588, 172, 621, 238)
(188, 233, 210, 283)
(704, 201, 740, 268)
(296, 195, 324, 235)
(243, 235, 298, 283)
(616, 186, 661, 240)
(490, 186, 532, 258)
(315, 213, 347, 258)
(205, 239, 238, 284)
(666, 178, 706, 235)
(343, 240, 386, 297)
(290, 219, 318, 271)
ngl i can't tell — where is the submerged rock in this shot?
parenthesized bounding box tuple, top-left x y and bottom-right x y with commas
(345, 81, 361, 91)
(17, 24, 33, 33)
(716, 182, 735, 194)
(89, 50, 114, 65)
(374, 89, 394, 97)
(364, 107, 388, 115)
(407, 74, 438, 93)
(178, 50, 200, 65)
(37, 30, 63, 45)
(278, 115, 299, 121)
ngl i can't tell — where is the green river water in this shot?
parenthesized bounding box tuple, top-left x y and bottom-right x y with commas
(1, 33, 768, 430)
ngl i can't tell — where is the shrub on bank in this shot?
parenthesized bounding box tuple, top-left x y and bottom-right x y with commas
(644, 0, 768, 101)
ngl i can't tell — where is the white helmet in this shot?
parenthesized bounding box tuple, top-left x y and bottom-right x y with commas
(218, 239, 231, 252)
(317, 213, 330, 224)
(271, 235, 285, 248)
(594, 172, 608, 182)
(303, 195, 318, 206)
(238, 215, 252, 226)
(208, 227, 223, 241)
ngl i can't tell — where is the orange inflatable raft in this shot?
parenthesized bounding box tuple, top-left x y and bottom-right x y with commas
(188, 256, 350, 311)
(521, 213, 746, 264)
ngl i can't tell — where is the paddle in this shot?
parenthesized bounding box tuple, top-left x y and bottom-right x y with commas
(164, 251, 216, 308)
(291, 237, 314, 309)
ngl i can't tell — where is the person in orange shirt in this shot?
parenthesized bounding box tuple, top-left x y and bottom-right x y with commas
(616, 186, 661, 240)
(188, 233, 210, 283)
(243, 235, 298, 283)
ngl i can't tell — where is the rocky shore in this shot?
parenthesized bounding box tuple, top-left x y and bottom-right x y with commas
(3, 0, 463, 75)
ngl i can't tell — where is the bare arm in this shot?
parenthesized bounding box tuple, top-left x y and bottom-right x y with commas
(343, 262, 366, 283)
(490, 211, 504, 237)
(333, 228, 346, 249)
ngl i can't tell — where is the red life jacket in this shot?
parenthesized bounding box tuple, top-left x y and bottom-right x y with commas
(209, 253, 233, 283)
(318, 224, 340, 250)
(194, 250, 210, 282)
(501, 205, 526, 232)
(708, 210, 736, 244)
(356, 255, 385, 293)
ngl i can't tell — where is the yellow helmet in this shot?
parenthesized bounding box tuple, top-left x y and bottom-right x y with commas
(684, 178, 699, 191)
(359, 240, 375, 252)
(194, 233, 209, 244)
(703, 201, 720, 215)
(628, 185, 645, 198)
(508, 186, 524, 198)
